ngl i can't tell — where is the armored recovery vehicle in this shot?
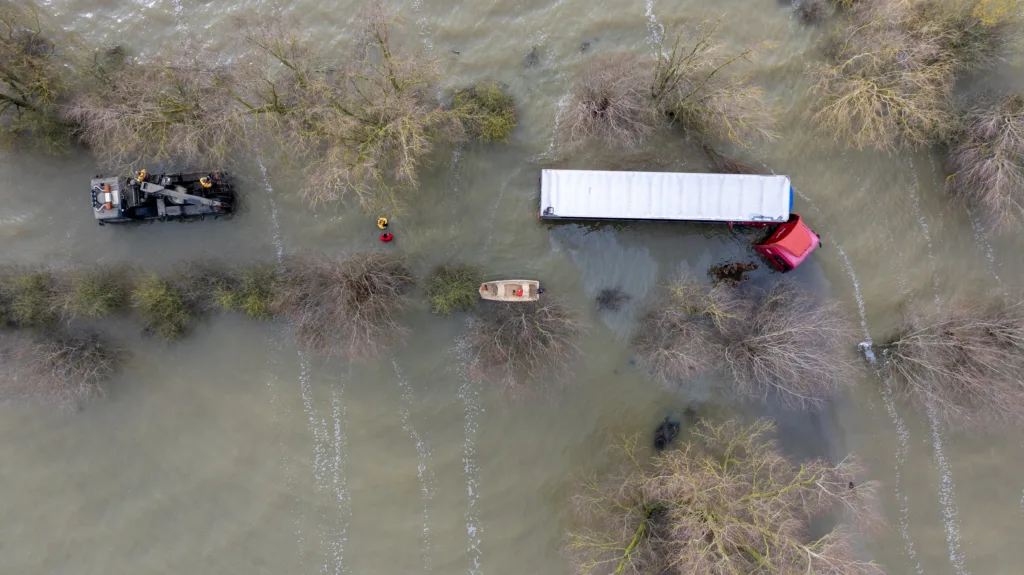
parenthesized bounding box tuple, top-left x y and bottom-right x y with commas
(91, 170, 235, 225)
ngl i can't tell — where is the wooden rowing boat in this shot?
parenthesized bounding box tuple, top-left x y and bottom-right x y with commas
(479, 279, 540, 302)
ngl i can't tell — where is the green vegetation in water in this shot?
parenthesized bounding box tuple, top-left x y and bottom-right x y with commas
(566, 419, 881, 574)
(452, 83, 518, 143)
(214, 264, 277, 320)
(2, 271, 56, 328)
(425, 264, 482, 316)
(61, 268, 129, 319)
(132, 274, 191, 341)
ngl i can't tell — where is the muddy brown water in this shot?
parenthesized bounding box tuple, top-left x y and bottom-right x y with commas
(2, 0, 1024, 573)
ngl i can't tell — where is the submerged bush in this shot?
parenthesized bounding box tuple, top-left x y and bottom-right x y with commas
(274, 253, 414, 360)
(566, 419, 881, 575)
(560, 20, 774, 152)
(0, 3, 71, 151)
(214, 264, 277, 320)
(59, 268, 129, 320)
(946, 95, 1024, 231)
(466, 299, 585, 394)
(881, 299, 1024, 428)
(132, 274, 191, 341)
(559, 53, 660, 152)
(1, 270, 57, 328)
(452, 83, 517, 142)
(0, 330, 121, 409)
(633, 278, 857, 408)
(812, 0, 1023, 151)
(424, 264, 482, 316)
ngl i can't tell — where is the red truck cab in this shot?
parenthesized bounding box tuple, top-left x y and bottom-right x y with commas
(753, 214, 821, 272)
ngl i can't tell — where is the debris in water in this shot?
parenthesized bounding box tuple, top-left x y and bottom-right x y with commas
(654, 416, 680, 451)
(523, 46, 540, 69)
(708, 262, 757, 284)
(579, 41, 591, 53)
(595, 287, 632, 311)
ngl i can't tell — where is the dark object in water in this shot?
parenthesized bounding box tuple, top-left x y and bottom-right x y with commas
(596, 288, 632, 311)
(709, 262, 758, 284)
(579, 41, 591, 53)
(654, 417, 680, 451)
(523, 46, 540, 68)
(796, 0, 830, 24)
(702, 145, 763, 175)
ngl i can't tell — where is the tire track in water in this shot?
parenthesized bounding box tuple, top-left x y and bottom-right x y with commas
(792, 187, 923, 571)
(257, 157, 350, 573)
(453, 338, 484, 575)
(392, 359, 437, 572)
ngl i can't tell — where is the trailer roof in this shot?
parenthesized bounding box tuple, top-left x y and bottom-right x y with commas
(539, 169, 792, 223)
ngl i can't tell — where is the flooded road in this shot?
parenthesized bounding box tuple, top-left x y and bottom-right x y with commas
(3, 0, 1024, 573)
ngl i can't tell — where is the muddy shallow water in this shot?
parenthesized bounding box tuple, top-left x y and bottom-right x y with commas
(3, 0, 1024, 573)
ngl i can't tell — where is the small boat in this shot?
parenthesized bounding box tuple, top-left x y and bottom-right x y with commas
(479, 280, 540, 302)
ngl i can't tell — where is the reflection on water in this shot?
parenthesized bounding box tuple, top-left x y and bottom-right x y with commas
(3, 0, 1024, 574)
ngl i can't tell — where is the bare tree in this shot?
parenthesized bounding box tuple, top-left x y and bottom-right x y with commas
(558, 53, 659, 152)
(721, 282, 858, 408)
(0, 2, 69, 150)
(230, 8, 462, 212)
(881, 299, 1024, 429)
(633, 279, 739, 382)
(63, 41, 237, 170)
(633, 278, 858, 408)
(946, 95, 1024, 231)
(466, 299, 585, 396)
(273, 253, 414, 361)
(559, 20, 774, 153)
(651, 21, 776, 148)
(566, 419, 883, 575)
(811, 0, 1021, 151)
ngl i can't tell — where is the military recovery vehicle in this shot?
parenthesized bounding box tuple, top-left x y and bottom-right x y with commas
(91, 170, 235, 225)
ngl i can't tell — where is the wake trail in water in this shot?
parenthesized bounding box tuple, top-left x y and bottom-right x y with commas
(257, 156, 350, 572)
(325, 383, 351, 575)
(255, 157, 311, 563)
(793, 186, 926, 570)
(925, 155, 1002, 286)
(392, 359, 437, 572)
(482, 167, 524, 253)
(644, 0, 665, 49)
(453, 338, 484, 574)
(908, 158, 969, 575)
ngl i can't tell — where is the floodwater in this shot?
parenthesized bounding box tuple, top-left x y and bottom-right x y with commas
(2, 0, 1024, 573)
